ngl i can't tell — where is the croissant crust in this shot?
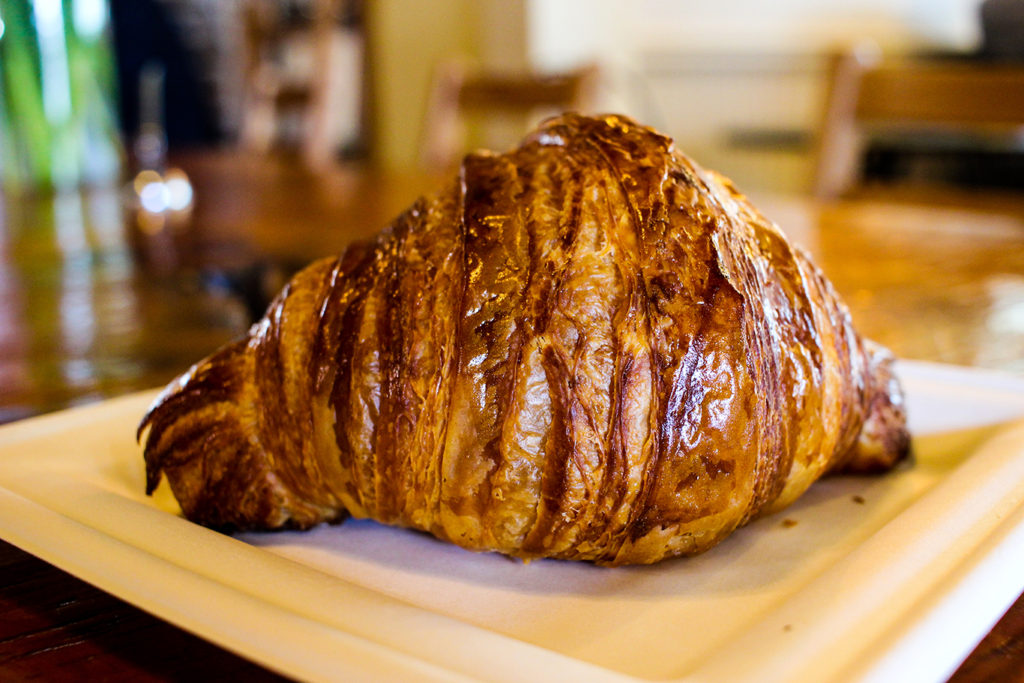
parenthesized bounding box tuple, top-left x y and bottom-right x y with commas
(139, 114, 909, 565)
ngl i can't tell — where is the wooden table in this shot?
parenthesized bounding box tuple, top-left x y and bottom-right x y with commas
(1, 152, 1023, 680)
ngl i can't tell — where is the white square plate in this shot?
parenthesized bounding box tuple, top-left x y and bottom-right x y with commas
(2, 360, 1024, 682)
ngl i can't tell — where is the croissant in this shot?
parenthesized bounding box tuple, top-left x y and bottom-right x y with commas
(139, 113, 909, 565)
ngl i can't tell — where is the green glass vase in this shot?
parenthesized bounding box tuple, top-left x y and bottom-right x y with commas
(0, 0, 122, 193)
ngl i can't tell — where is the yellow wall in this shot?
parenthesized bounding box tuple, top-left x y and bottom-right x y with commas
(366, 0, 479, 170)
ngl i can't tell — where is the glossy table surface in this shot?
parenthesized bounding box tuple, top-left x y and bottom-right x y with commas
(1, 151, 1023, 681)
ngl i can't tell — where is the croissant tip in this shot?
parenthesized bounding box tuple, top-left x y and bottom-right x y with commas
(136, 412, 151, 444)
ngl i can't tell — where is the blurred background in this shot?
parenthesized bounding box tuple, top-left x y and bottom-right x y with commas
(1, 0, 1024, 422)
(3, 0, 1022, 195)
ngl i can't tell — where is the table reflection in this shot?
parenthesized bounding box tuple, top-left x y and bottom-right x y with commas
(2, 156, 1024, 431)
(0, 183, 247, 424)
(0, 151, 446, 425)
(812, 200, 1024, 371)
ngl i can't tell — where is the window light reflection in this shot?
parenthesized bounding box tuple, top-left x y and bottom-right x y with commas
(164, 169, 194, 210)
(138, 178, 170, 213)
(130, 167, 194, 234)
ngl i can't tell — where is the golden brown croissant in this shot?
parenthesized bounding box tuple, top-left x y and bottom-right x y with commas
(139, 113, 909, 565)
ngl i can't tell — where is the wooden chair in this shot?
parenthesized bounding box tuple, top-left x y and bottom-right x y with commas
(239, 0, 339, 168)
(420, 62, 597, 171)
(813, 45, 1024, 199)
